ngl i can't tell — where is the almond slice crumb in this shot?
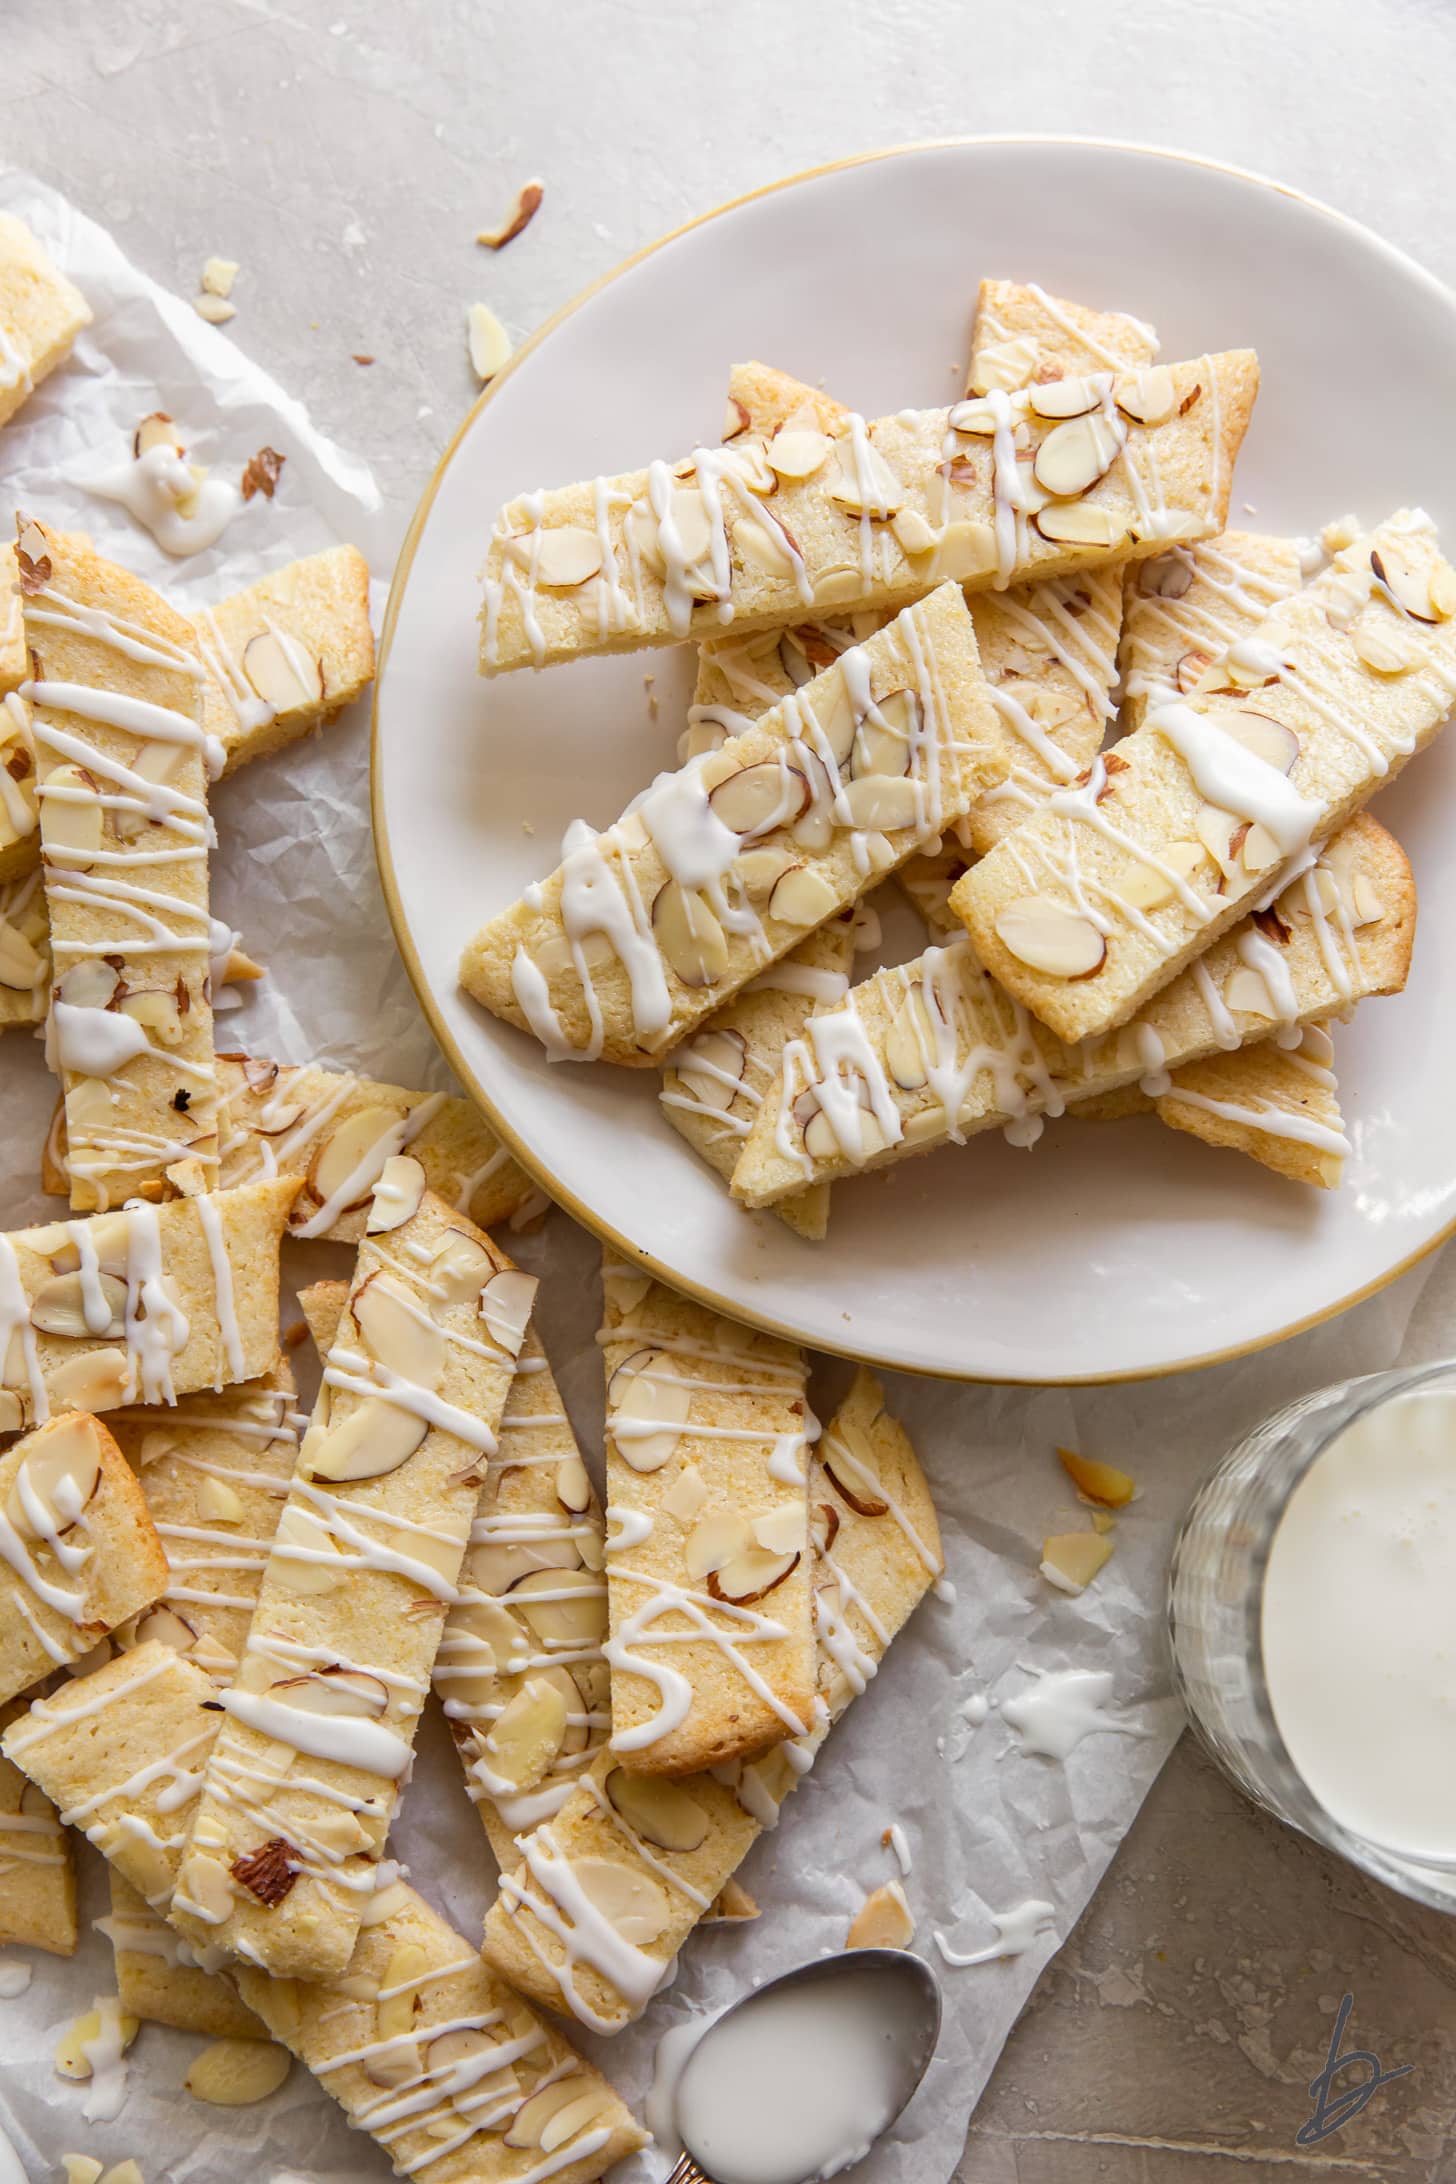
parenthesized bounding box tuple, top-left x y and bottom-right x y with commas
(1056, 1445, 1136, 1508)
(1040, 1531, 1115, 1594)
(468, 303, 513, 382)
(846, 1880, 914, 1950)
(100, 2164, 146, 2184)
(476, 179, 544, 249)
(1090, 1509, 1116, 1536)
(185, 2037, 292, 2106)
(201, 257, 239, 299)
(241, 447, 286, 502)
(61, 2159, 104, 2184)
(193, 294, 236, 325)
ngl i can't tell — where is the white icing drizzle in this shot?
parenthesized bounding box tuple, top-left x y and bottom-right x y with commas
(1161, 1084, 1350, 1158)
(87, 441, 242, 558)
(1150, 700, 1321, 856)
(933, 1897, 1056, 1968)
(218, 1688, 412, 1777)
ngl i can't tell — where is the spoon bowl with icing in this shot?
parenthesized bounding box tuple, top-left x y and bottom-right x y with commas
(667, 1948, 942, 2184)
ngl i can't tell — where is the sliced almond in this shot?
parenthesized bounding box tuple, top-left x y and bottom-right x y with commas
(652, 880, 729, 987)
(733, 846, 796, 901)
(886, 985, 933, 1089)
(931, 519, 998, 580)
(734, 518, 794, 577)
(1195, 802, 1245, 881)
(1350, 874, 1385, 926)
(813, 564, 867, 609)
(531, 526, 604, 589)
(608, 1346, 692, 1470)
(1137, 550, 1194, 599)
(994, 896, 1106, 978)
(484, 1675, 569, 1789)
(1027, 375, 1100, 420)
(1114, 366, 1176, 425)
(1351, 611, 1421, 676)
(684, 1509, 753, 1581)
(118, 987, 184, 1045)
(946, 397, 999, 436)
(707, 1544, 799, 1604)
(839, 774, 920, 831)
(40, 763, 103, 862)
(846, 1880, 914, 1950)
(185, 2037, 290, 2106)
(55, 2001, 139, 2081)
(0, 920, 45, 991)
(767, 864, 839, 926)
(467, 303, 512, 382)
(271, 1502, 343, 1595)
(1224, 965, 1275, 1017)
(355, 1272, 446, 1390)
(604, 1766, 709, 1852)
(133, 1604, 199, 1654)
(242, 631, 320, 711)
(555, 1452, 593, 1513)
(198, 1476, 245, 1524)
(852, 689, 917, 780)
(826, 438, 904, 518)
(1040, 1530, 1114, 1593)
(890, 507, 937, 557)
(969, 334, 1040, 395)
(479, 1267, 535, 1355)
(768, 428, 831, 481)
(705, 1877, 760, 1923)
(1034, 501, 1125, 548)
(0, 1391, 24, 1434)
(362, 2035, 422, 2089)
(378, 1939, 430, 2040)
(176, 1849, 237, 1923)
(508, 1565, 605, 1647)
(722, 395, 750, 442)
(1221, 711, 1299, 773)
(466, 1530, 582, 1599)
(30, 1269, 127, 1340)
(1370, 544, 1440, 622)
(708, 760, 807, 838)
(505, 2076, 608, 2151)
(538, 2086, 617, 2155)
(299, 1397, 428, 1483)
(672, 1026, 747, 1113)
(1111, 838, 1208, 912)
(46, 1347, 131, 1414)
(1241, 821, 1282, 874)
(134, 410, 184, 458)
(753, 1504, 804, 1555)
(7, 1415, 103, 1540)
(305, 1104, 401, 1213)
(429, 1228, 495, 1307)
(1057, 1445, 1136, 1507)
(822, 1423, 890, 1516)
(270, 1666, 390, 1718)
(571, 1857, 671, 1946)
(1428, 563, 1456, 620)
(365, 1153, 428, 1234)
(1033, 412, 1123, 498)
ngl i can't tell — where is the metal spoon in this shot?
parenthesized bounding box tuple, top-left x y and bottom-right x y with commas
(665, 1948, 942, 2184)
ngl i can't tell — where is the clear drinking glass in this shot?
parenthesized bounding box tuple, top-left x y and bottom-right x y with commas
(1167, 1357, 1456, 1913)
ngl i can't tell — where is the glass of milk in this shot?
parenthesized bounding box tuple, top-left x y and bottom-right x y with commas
(1168, 1359, 1456, 1910)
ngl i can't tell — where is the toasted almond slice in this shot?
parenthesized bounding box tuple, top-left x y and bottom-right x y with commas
(813, 564, 867, 608)
(41, 763, 104, 861)
(555, 1452, 593, 1513)
(946, 397, 999, 436)
(1242, 821, 1282, 873)
(185, 2037, 291, 2106)
(1034, 501, 1125, 548)
(684, 1509, 754, 1580)
(734, 517, 793, 576)
(533, 526, 604, 589)
(271, 1503, 344, 1595)
(931, 519, 998, 580)
(30, 1269, 127, 1340)
(270, 1666, 389, 1718)
(846, 1880, 914, 1950)
(994, 896, 1106, 978)
(1138, 550, 1194, 598)
(707, 1544, 799, 1604)
(505, 2076, 611, 2151)
(673, 1026, 747, 1113)
(7, 1415, 103, 1540)
(652, 879, 729, 987)
(134, 1604, 199, 1653)
(768, 864, 839, 926)
(429, 1227, 495, 1306)
(853, 688, 917, 779)
(1028, 375, 1100, 420)
(508, 1565, 605, 1646)
(354, 1272, 446, 1390)
(60, 2158, 104, 2184)
(768, 429, 832, 481)
(1033, 412, 1123, 498)
(305, 1104, 401, 1213)
(1110, 838, 1208, 912)
(572, 1858, 671, 1946)
(1040, 1530, 1114, 1593)
(378, 1940, 430, 2040)
(705, 1877, 760, 1923)
(753, 1504, 804, 1555)
(1195, 802, 1245, 880)
(1371, 543, 1442, 622)
(1351, 609, 1422, 675)
(604, 1766, 710, 1852)
(362, 2034, 422, 2089)
(299, 1397, 428, 1484)
(242, 630, 321, 710)
(1115, 366, 1176, 424)
(1057, 1445, 1136, 1507)
(969, 335, 1041, 395)
(708, 759, 807, 837)
(886, 985, 933, 1090)
(891, 507, 937, 557)
(198, 1476, 246, 1524)
(1224, 965, 1275, 1017)
(479, 1267, 535, 1355)
(483, 1675, 569, 1789)
(467, 303, 512, 382)
(826, 439, 904, 517)
(368, 1153, 428, 1233)
(839, 773, 920, 831)
(1176, 646, 1214, 694)
(1220, 711, 1299, 773)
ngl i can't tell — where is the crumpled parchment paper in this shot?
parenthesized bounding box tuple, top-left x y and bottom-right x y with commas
(0, 164, 1448, 2184)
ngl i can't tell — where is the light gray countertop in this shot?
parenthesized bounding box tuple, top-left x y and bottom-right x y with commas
(9, 2, 1456, 2177)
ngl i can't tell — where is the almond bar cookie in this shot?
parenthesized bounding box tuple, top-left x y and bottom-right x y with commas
(599, 1262, 815, 1775)
(659, 910, 855, 1241)
(0, 213, 90, 430)
(0, 1696, 77, 1954)
(104, 1869, 264, 2040)
(462, 585, 1003, 1064)
(0, 1175, 300, 1428)
(234, 1871, 645, 2181)
(0, 1413, 169, 1706)
(20, 520, 221, 1206)
(479, 352, 1254, 671)
(172, 1170, 535, 1979)
(298, 1278, 612, 1874)
(482, 1368, 940, 2031)
(1118, 531, 1304, 736)
(1153, 1021, 1349, 1187)
(108, 1368, 303, 1684)
(733, 814, 1412, 1203)
(967, 278, 1158, 394)
(196, 544, 374, 775)
(953, 513, 1456, 1044)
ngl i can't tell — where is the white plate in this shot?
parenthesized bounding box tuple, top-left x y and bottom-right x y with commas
(374, 136, 1456, 1383)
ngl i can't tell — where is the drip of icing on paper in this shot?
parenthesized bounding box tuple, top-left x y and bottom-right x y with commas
(934, 1898, 1057, 1968)
(1001, 1667, 1143, 1760)
(0, 1956, 31, 1999)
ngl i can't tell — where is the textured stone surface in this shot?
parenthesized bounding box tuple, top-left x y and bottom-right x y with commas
(8, 4, 1456, 2176)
